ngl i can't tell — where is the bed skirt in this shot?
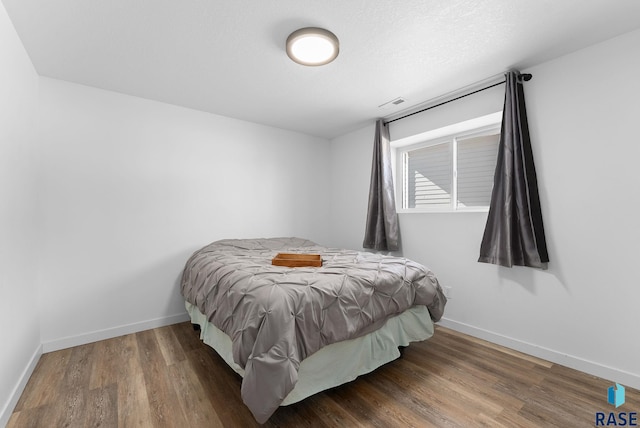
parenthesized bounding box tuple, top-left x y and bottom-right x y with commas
(185, 301, 434, 405)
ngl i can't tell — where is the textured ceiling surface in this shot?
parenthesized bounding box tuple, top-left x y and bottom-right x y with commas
(3, 0, 640, 138)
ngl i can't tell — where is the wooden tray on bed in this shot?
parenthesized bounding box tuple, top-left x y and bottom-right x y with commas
(272, 253, 323, 268)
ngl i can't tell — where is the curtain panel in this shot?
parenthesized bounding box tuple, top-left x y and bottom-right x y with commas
(478, 71, 549, 269)
(363, 119, 399, 251)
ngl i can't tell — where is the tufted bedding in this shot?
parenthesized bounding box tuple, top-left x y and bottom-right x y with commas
(180, 237, 447, 423)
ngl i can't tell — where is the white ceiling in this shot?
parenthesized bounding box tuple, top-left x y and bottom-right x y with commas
(4, 0, 640, 139)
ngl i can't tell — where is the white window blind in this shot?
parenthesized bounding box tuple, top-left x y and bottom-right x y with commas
(456, 133, 500, 208)
(396, 119, 500, 212)
(405, 142, 452, 208)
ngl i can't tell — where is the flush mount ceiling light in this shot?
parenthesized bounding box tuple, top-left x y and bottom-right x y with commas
(286, 27, 339, 66)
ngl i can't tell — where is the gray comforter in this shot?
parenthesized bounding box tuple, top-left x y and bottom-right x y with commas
(180, 237, 446, 423)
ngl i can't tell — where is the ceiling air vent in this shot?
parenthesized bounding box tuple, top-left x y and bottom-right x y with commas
(378, 97, 406, 109)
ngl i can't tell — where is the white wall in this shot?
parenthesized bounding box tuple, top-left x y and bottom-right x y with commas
(329, 123, 376, 250)
(329, 29, 640, 389)
(0, 2, 42, 424)
(36, 78, 331, 349)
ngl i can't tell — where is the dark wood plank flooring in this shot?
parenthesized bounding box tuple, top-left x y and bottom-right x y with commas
(8, 322, 639, 427)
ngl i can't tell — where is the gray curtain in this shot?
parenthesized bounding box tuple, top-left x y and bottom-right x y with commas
(363, 119, 399, 251)
(478, 71, 549, 269)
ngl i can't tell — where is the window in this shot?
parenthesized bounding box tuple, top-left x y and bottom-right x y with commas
(393, 112, 501, 213)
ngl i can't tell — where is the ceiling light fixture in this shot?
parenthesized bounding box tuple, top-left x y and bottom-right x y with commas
(286, 27, 339, 66)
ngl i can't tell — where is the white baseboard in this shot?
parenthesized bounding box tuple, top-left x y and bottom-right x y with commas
(437, 318, 640, 390)
(0, 343, 43, 427)
(42, 312, 191, 353)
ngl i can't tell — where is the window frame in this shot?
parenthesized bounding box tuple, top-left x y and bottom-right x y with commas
(391, 111, 502, 214)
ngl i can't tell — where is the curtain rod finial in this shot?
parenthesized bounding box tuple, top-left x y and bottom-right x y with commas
(521, 73, 533, 81)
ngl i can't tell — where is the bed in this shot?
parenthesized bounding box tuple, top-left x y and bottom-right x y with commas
(180, 237, 447, 423)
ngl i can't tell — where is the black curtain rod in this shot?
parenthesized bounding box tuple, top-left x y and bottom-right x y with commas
(384, 73, 532, 126)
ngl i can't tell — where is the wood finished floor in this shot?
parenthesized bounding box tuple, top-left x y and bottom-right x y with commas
(8, 322, 639, 427)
